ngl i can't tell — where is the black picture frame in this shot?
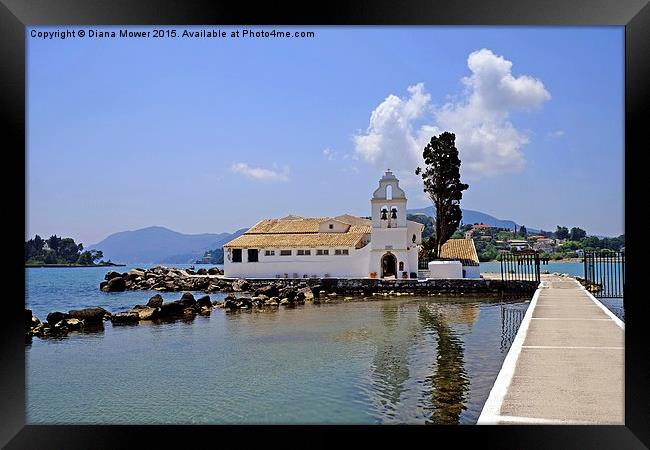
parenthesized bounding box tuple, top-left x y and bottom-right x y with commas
(2, 0, 648, 448)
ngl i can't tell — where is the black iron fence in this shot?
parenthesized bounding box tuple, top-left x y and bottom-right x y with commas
(418, 256, 430, 270)
(499, 250, 540, 284)
(583, 250, 624, 298)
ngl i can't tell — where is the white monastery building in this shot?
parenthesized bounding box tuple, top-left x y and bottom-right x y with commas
(223, 170, 424, 279)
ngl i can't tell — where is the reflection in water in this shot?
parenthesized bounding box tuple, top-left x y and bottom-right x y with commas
(369, 301, 419, 418)
(500, 305, 526, 352)
(418, 304, 470, 424)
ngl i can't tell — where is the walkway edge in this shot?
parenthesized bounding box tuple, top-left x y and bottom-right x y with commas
(572, 278, 625, 330)
(476, 282, 543, 424)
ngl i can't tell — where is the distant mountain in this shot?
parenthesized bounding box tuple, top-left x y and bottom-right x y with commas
(88, 226, 247, 264)
(407, 206, 542, 233)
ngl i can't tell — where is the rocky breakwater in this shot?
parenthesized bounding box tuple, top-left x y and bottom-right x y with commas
(100, 266, 227, 293)
(223, 282, 318, 311)
(25, 292, 222, 340)
(25, 306, 111, 339)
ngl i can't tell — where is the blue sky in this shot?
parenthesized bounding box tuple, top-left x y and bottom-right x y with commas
(27, 26, 624, 245)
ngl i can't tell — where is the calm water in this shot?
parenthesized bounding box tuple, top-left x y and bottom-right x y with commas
(480, 260, 584, 277)
(26, 266, 530, 424)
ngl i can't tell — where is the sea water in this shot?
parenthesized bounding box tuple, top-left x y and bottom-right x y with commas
(26, 265, 531, 424)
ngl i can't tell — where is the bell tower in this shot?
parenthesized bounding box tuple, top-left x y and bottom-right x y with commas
(371, 169, 407, 229)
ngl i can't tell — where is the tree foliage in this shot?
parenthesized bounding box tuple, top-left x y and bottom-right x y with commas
(555, 226, 570, 240)
(25, 235, 105, 265)
(569, 227, 587, 241)
(407, 214, 435, 240)
(415, 132, 469, 257)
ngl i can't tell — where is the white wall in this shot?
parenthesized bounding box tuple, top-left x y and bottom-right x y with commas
(428, 261, 463, 279)
(369, 249, 410, 278)
(224, 245, 371, 279)
(318, 220, 350, 233)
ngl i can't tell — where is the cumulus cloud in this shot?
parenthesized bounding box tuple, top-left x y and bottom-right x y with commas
(353, 48, 551, 179)
(231, 162, 289, 181)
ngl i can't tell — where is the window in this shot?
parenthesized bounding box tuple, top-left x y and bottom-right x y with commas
(248, 249, 258, 262)
(280, 250, 292, 256)
(335, 249, 341, 255)
(399, 261, 404, 271)
(297, 249, 311, 256)
(316, 249, 329, 255)
(329, 224, 334, 229)
(264, 250, 275, 256)
(342, 249, 349, 255)
(334, 249, 349, 256)
(232, 249, 242, 263)
(386, 184, 393, 200)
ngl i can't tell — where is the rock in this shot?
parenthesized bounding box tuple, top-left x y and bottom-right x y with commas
(298, 287, 314, 300)
(256, 284, 280, 298)
(132, 306, 158, 320)
(178, 292, 197, 307)
(159, 301, 185, 317)
(146, 294, 164, 308)
(25, 309, 36, 330)
(279, 298, 289, 305)
(111, 311, 140, 324)
(46, 311, 70, 325)
(68, 307, 110, 324)
(196, 295, 212, 308)
(102, 277, 127, 292)
(213, 301, 224, 308)
(196, 268, 208, 275)
(208, 267, 222, 275)
(232, 279, 250, 292)
(64, 318, 84, 330)
(104, 271, 123, 281)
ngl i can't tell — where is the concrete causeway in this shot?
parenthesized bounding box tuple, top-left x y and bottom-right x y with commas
(478, 274, 624, 425)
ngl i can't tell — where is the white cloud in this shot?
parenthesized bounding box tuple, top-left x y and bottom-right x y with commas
(231, 162, 289, 181)
(353, 48, 551, 179)
(547, 129, 565, 138)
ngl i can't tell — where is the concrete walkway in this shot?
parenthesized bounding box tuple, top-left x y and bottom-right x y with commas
(478, 275, 624, 424)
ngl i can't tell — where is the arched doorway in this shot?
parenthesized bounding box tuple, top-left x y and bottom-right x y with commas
(381, 253, 397, 278)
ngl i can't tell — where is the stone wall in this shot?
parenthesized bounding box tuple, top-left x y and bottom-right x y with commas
(242, 277, 538, 296)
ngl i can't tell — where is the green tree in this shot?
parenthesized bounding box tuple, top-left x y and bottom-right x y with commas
(555, 226, 569, 240)
(519, 225, 527, 237)
(569, 227, 587, 241)
(451, 230, 464, 239)
(415, 132, 469, 257)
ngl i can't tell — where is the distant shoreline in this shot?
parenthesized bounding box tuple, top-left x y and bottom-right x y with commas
(483, 258, 583, 264)
(25, 263, 126, 268)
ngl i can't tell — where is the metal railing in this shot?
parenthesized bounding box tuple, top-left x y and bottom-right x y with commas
(583, 250, 625, 298)
(499, 250, 540, 284)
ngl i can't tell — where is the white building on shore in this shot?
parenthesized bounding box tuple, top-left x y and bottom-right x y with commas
(223, 170, 424, 279)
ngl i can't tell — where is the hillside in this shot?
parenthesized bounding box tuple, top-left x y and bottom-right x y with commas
(407, 206, 540, 232)
(88, 226, 247, 264)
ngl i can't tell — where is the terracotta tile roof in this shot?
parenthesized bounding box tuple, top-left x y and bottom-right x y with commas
(334, 214, 372, 227)
(439, 239, 480, 266)
(224, 215, 371, 248)
(247, 218, 327, 234)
